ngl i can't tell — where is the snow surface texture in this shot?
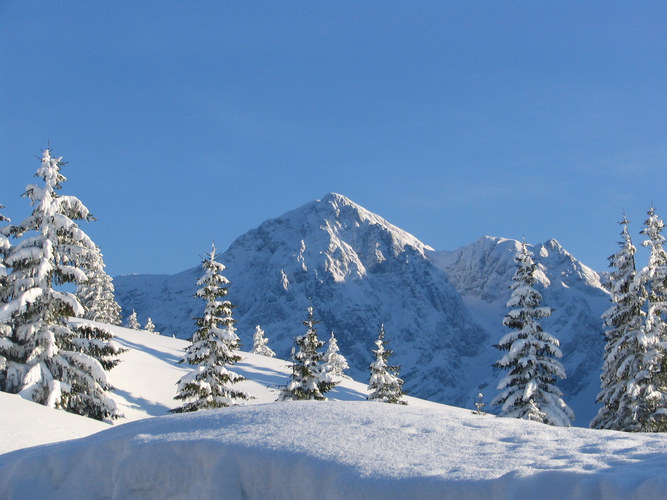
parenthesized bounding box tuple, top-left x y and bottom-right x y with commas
(114, 193, 609, 426)
(3, 402, 667, 499)
(3, 322, 667, 499)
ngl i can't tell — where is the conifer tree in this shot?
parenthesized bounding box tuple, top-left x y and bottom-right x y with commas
(71, 322, 125, 371)
(252, 325, 275, 357)
(145, 317, 158, 334)
(638, 207, 667, 431)
(591, 215, 651, 430)
(367, 324, 406, 404)
(76, 244, 122, 325)
(322, 331, 350, 380)
(279, 305, 334, 401)
(0, 150, 119, 420)
(125, 310, 141, 330)
(172, 243, 248, 412)
(0, 205, 11, 376)
(492, 241, 573, 426)
(0, 204, 10, 293)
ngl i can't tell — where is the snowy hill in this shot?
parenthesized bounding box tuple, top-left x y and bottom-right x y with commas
(2, 322, 667, 500)
(114, 194, 610, 426)
(0, 319, 368, 455)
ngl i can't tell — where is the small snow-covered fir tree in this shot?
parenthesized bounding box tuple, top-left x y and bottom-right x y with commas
(473, 392, 486, 415)
(492, 241, 573, 426)
(125, 310, 141, 330)
(252, 325, 275, 357)
(278, 305, 334, 401)
(367, 324, 406, 404)
(638, 207, 667, 431)
(145, 317, 159, 334)
(591, 215, 651, 430)
(172, 243, 249, 412)
(76, 244, 122, 325)
(0, 150, 119, 420)
(322, 331, 350, 380)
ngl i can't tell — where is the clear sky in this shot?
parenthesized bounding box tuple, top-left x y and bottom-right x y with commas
(1, 2, 665, 276)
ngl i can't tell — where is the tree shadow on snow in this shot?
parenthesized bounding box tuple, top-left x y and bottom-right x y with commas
(114, 388, 171, 417)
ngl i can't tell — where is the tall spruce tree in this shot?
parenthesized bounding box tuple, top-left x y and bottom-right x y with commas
(0, 204, 10, 291)
(591, 215, 650, 430)
(76, 244, 122, 325)
(367, 324, 406, 404)
(0, 149, 119, 420)
(638, 207, 667, 431)
(279, 305, 334, 401)
(172, 243, 248, 412)
(492, 241, 573, 426)
(0, 205, 11, 375)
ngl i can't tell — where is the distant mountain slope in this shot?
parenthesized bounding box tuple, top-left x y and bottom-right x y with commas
(431, 236, 610, 425)
(116, 193, 487, 407)
(114, 194, 610, 425)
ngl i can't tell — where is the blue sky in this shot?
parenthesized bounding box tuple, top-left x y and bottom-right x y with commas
(1, 2, 665, 276)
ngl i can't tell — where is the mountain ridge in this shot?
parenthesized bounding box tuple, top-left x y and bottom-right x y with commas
(114, 193, 609, 425)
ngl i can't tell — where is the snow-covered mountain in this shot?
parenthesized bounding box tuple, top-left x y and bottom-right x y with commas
(114, 193, 610, 426)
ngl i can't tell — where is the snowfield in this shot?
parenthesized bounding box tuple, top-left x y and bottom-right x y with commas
(2, 323, 667, 499)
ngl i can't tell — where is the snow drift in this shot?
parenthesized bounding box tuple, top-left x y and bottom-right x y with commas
(2, 402, 667, 500)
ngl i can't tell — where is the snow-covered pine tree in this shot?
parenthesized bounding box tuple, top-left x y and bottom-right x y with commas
(172, 243, 249, 412)
(145, 317, 158, 334)
(492, 241, 573, 426)
(638, 206, 667, 431)
(0, 205, 11, 376)
(71, 321, 125, 371)
(591, 215, 651, 430)
(367, 324, 406, 404)
(76, 244, 122, 325)
(0, 204, 10, 294)
(0, 149, 119, 420)
(278, 305, 334, 401)
(252, 325, 275, 357)
(322, 331, 350, 380)
(125, 310, 141, 330)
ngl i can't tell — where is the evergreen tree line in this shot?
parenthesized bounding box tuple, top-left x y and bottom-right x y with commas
(7, 149, 662, 432)
(172, 245, 406, 412)
(592, 208, 667, 432)
(492, 207, 667, 432)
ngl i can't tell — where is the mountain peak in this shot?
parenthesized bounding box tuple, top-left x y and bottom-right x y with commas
(311, 193, 434, 257)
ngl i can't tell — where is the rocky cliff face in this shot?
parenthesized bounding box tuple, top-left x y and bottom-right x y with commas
(114, 194, 610, 425)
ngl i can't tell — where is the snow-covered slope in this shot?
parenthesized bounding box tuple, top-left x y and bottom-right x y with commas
(1, 320, 368, 455)
(3, 321, 667, 500)
(3, 402, 667, 499)
(115, 193, 487, 407)
(114, 194, 610, 426)
(430, 237, 610, 426)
